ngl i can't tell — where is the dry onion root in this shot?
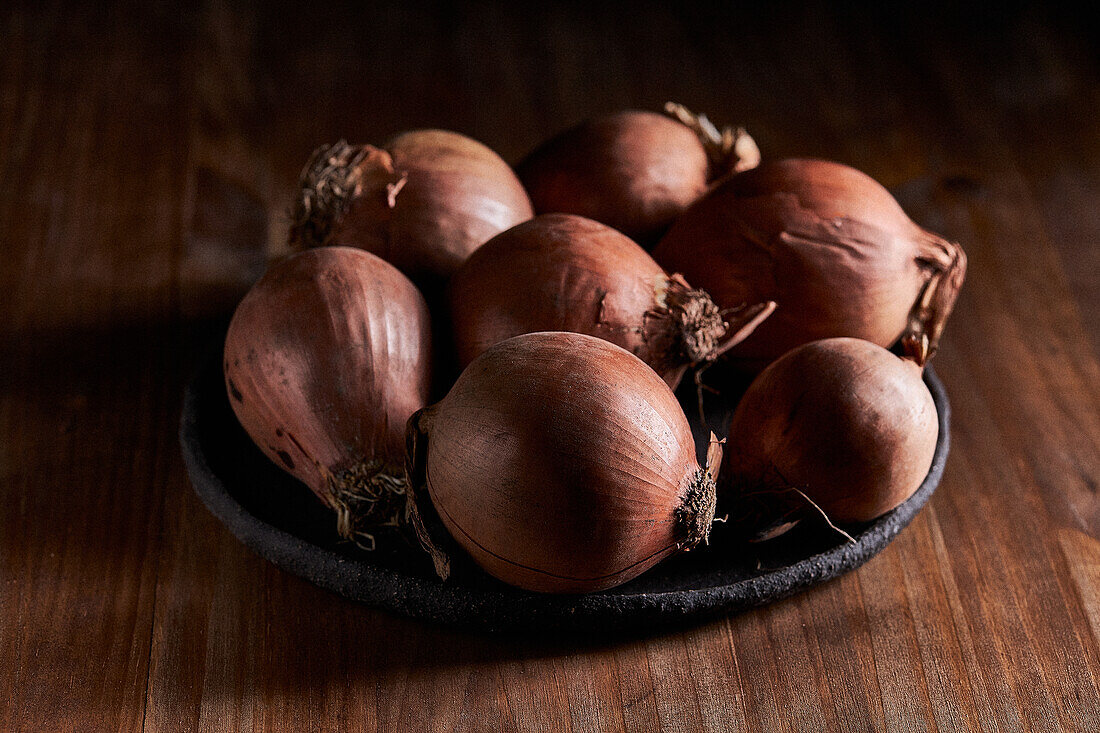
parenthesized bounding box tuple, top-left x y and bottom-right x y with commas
(290, 130, 533, 296)
(652, 158, 967, 373)
(721, 337, 939, 540)
(517, 104, 759, 246)
(223, 247, 432, 547)
(446, 213, 775, 389)
(404, 332, 723, 593)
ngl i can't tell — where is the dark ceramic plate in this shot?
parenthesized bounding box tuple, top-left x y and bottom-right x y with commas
(180, 347, 949, 633)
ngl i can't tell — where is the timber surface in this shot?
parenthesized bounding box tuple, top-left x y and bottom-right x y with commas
(2, 2, 1098, 731)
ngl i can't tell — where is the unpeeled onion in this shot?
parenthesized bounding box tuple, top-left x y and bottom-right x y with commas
(446, 213, 775, 388)
(722, 337, 938, 535)
(405, 332, 722, 593)
(224, 247, 432, 543)
(517, 104, 759, 245)
(290, 130, 533, 294)
(652, 159, 967, 372)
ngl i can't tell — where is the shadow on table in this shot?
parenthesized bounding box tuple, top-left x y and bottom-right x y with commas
(0, 313, 231, 569)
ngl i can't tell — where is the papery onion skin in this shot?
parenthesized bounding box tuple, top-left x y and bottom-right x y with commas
(517, 107, 758, 246)
(722, 337, 938, 528)
(291, 130, 533, 294)
(652, 159, 967, 372)
(405, 332, 720, 593)
(223, 246, 432, 539)
(447, 213, 770, 387)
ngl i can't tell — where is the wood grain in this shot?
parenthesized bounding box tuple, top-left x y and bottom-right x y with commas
(2, 2, 1098, 731)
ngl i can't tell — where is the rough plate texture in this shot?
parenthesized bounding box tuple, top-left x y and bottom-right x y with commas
(180, 347, 950, 634)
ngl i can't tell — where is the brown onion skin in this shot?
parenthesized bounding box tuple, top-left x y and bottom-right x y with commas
(722, 338, 938, 527)
(517, 110, 715, 246)
(447, 213, 729, 386)
(292, 130, 534, 294)
(223, 247, 432, 522)
(652, 159, 967, 372)
(406, 332, 718, 593)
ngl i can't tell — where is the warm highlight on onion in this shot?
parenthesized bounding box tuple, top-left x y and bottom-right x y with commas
(517, 104, 759, 246)
(290, 130, 534, 294)
(652, 159, 967, 372)
(722, 337, 938, 537)
(405, 332, 723, 593)
(224, 247, 432, 545)
(446, 213, 775, 388)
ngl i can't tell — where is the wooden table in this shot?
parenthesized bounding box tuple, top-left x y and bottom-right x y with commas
(3, 2, 1098, 730)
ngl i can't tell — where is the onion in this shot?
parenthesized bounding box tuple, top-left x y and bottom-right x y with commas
(652, 159, 967, 372)
(517, 103, 759, 246)
(722, 337, 938, 536)
(446, 213, 775, 388)
(290, 130, 534, 294)
(223, 247, 432, 545)
(404, 332, 723, 593)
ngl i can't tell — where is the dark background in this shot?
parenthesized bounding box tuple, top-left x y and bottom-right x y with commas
(2, 2, 1099, 730)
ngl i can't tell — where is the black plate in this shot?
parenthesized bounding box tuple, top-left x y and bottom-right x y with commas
(180, 348, 949, 633)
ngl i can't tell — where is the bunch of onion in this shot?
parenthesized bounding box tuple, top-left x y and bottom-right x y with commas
(405, 331, 723, 593)
(223, 247, 432, 547)
(290, 129, 533, 296)
(517, 103, 759, 246)
(652, 159, 967, 373)
(721, 337, 939, 540)
(446, 213, 775, 391)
